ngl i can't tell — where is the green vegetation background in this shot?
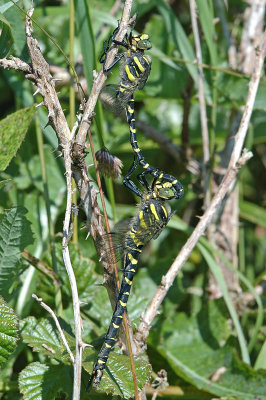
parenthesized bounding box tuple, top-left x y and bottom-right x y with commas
(0, 0, 265, 399)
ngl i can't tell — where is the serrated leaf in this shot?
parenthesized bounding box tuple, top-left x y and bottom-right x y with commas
(150, 301, 266, 399)
(0, 105, 36, 171)
(0, 295, 18, 368)
(19, 362, 72, 400)
(83, 347, 151, 398)
(20, 317, 72, 364)
(0, 207, 34, 297)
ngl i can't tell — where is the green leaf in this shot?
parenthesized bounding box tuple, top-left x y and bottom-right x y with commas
(83, 347, 151, 398)
(3, 2, 27, 57)
(240, 201, 266, 228)
(74, 0, 96, 91)
(196, 0, 218, 65)
(19, 362, 72, 400)
(0, 207, 34, 297)
(18, 145, 66, 203)
(74, 1, 105, 147)
(157, 0, 197, 82)
(0, 295, 18, 368)
(255, 341, 266, 370)
(150, 301, 266, 399)
(0, 0, 19, 14)
(157, 0, 211, 104)
(0, 105, 36, 172)
(20, 317, 71, 363)
(0, 12, 14, 57)
(198, 243, 250, 365)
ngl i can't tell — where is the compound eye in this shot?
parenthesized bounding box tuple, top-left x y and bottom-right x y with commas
(138, 39, 152, 50)
(158, 187, 175, 200)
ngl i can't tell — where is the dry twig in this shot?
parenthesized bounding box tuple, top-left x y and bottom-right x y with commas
(32, 294, 75, 364)
(135, 34, 266, 349)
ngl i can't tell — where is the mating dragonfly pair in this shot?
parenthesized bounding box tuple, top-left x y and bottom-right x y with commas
(88, 19, 184, 388)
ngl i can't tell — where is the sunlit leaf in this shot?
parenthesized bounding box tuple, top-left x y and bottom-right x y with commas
(0, 296, 18, 368)
(20, 317, 72, 363)
(19, 362, 72, 400)
(150, 301, 266, 399)
(0, 106, 36, 172)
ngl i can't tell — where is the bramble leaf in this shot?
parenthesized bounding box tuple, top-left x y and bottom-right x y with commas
(20, 316, 72, 364)
(0, 296, 18, 368)
(0, 207, 33, 297)
(19, 362, 72, 400)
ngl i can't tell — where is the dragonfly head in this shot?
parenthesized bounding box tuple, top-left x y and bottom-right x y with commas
(131, 33, 152, 51)
(153, 177, 184, 201)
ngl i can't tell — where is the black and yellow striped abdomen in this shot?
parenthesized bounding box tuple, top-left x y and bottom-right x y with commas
(115, 52, 151, 108)
(89, 197, 171, 387)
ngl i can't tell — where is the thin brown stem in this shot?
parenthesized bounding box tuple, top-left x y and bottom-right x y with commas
(22, 251, 59, 284)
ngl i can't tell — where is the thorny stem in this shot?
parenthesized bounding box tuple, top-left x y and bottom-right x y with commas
(69, 0, 79, 246)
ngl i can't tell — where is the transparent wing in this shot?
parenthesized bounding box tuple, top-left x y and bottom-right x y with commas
(95, 232, 125, 265)
(95, 218, 132, 265)
(100, 84, 128, 116)
(128, 209, 167, 247)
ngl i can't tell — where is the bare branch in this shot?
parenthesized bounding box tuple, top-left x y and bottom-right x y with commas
(135, 35, 265, 349)
(25, 9, 71, 145)
(0, 56, 31, 73)
(239, 0, 266, 74)
(32, 294, 75, 364)
(24, 8, 81, 399)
